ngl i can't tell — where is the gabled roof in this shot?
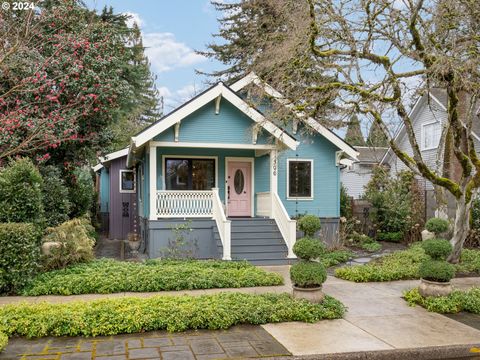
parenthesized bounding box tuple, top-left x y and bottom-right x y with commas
(354, 146, 388, 163)
(92, 147, 129, 172)
(129, 81, 299, 155)
(230, 72, 359, 159)
(381, 89, 480, 164)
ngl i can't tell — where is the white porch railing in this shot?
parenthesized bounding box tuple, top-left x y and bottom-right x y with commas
(155, 189, 231, 260)
(258, 192, 296, 258)
(156, 190, 213, 217)
(212, 188, 231, 260)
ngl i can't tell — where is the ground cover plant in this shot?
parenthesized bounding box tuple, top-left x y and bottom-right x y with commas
(0, 293, 345, 338)
(21, 259, 284, 295)
(321, 249, 353, 267)
(404, 287, 480, 314)
(335, 244, 480, 282)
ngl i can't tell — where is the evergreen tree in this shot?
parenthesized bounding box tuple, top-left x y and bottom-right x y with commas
(344, 115, 365, 146)
(367, 121, 389, 147)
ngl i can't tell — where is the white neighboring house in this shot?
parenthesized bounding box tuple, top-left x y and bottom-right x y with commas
(381, 89, 480, 218)
(340, 146, 388, 199)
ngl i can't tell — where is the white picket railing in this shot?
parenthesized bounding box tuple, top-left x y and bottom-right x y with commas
(212, 188, 231, 260)
(271, 192, 297, 258)
(156, 190, 213, 217)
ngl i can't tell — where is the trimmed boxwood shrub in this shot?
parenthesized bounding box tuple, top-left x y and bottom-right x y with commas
(292, 237, 325, 260)
(425, 218, 449, 235)
(290, 261, 327, 287)
(297, 215, 321, 237)
(0, 223, 41, 294)
(0, 293, 345, 337)
(377, 231, 403, 243)
(422, 239, 452, 260)
(418, 260, 455, 282)
(0, 158, 44, 225)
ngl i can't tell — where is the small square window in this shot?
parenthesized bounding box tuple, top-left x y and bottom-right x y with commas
(120, 170, 135, 193)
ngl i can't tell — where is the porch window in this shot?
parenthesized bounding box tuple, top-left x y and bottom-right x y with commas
(287, 159, 313, 199)
(120, 170, 135, 193)
(421, 121, 441, 150)
(165, 158, 215, 190)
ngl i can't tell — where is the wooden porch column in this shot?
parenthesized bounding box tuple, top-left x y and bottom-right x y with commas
(269, 148, 278, 218)
(149, 144, 157, 220)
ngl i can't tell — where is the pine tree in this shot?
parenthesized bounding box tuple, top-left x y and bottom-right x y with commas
(345, 115, 366, 146)
(366, 121, 389, 147)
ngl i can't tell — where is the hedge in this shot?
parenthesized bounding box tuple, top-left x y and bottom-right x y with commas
(0, 332, 7, 352)
(404, 287, 480, 314)
(0, 223, 40, 294)
(0, 293, 345, 337)
(21, 259, 284, 295)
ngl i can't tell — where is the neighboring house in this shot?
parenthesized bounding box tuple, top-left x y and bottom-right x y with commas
(94, 73, 358, 264)
(381, 89, 480, 218)
(340, 146, 388, 199)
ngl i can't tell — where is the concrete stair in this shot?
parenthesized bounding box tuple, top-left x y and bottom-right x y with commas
(214, 218, 293, 265)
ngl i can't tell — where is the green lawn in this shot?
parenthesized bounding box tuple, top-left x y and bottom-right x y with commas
(0, 293, 345, 338)
(334, 244, 480, 282)
(21, 259, 284, 296)
(404, 287, 480, 314)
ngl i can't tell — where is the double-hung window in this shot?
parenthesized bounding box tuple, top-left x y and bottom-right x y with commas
(165, 158, 215, 190)
(422, 121, 441, 150)
(287, 159, 313, 199)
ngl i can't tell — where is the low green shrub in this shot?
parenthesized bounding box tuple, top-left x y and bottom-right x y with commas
(41, 217, 96, 271)
(290, 261, 327, 287)
(418, 260, 455, 282)
(21, 259, 284, 295)
(362, 242, 382, 253)
(292, 238, 325, 260)
(335, 244, 480, 282)
(0, 332, 7, 352)
(346, 231, 374, 248)
(0, 158, 44, 225)
(425, 218, 449, 235)
(335, 244, 428, 282)
(321, 250, 353, 267)
(421, 239, 452, 260)
(404, 287, 480, 314)
(0, 223, 40, 295)
(0, 293, 345, 337)
(297, 215, 321, 237)
(377, 232, 403, 243)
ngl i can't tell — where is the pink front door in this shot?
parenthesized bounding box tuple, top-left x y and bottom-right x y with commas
(227, 161, 252, 217)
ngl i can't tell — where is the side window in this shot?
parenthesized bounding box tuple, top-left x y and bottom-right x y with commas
(287, 159, 313, 199)
(120, 170, 135, 193)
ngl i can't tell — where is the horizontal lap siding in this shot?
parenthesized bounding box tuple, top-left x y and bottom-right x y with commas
(154, 99, 272, 145)
(278, 131, 340, 218)
(340, 165, 373, 199)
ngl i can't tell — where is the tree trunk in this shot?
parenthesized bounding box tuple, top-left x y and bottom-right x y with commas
(448, 193, 472, 263)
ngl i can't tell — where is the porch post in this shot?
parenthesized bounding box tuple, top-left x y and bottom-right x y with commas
(269, 148, 278, 218)
(149, 144, 157, 220)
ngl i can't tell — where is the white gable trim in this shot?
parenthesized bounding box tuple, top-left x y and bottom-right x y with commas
(131, 82, 298, 151)
(230, 72, 359, 160)
(92, 164, 103, 172)
(93, 147, 129, 172)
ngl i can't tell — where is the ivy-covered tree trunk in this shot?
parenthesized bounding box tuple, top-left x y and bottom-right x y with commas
(448, 193, 473, 263)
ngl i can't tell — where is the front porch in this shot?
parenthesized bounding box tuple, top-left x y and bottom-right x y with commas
(142, 144, 296, 262)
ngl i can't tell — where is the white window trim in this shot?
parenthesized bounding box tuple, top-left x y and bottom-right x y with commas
(161, 155, 218, 190)
(119, 169, 136, 193)
(287, 158, 314, 200)
(421, 120, 441, 151)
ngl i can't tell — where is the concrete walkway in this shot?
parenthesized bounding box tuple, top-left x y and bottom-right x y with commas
(1, 266, 480, 358)
(263, 275, 480, 357)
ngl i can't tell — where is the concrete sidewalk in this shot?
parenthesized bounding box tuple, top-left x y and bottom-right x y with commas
(262, 275, 480, 357)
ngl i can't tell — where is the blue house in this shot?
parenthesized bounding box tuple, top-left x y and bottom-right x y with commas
(95, 73, 358, 264)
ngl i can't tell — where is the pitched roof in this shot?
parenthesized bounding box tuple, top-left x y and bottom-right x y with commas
(129, 81, 299, 152)
(355, 146, 388, 163)
(92, 147, 129, 172)
(230, 72, 359, 159)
